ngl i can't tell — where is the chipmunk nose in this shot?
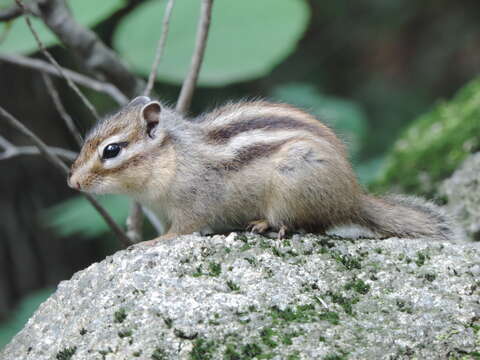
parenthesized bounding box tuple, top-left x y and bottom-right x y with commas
(67, 171, 81, 190)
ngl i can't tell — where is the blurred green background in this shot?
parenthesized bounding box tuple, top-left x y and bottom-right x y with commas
(1, 0, 479, 349)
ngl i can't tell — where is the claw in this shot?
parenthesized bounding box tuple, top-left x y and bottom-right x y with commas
(277, 225, 288, 240)
(247, 220, 270, 234)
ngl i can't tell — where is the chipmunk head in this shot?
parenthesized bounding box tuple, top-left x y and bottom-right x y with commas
(68, 96, 173, 195)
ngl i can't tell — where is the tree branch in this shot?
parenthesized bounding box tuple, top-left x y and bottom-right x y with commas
(35, 0, 144, 97)
(0, 6, 23, 21)
(0, 106, 133, 248)
(176, 0, 213, 115)
(0, 135, 77, 161)
(142, 206, 164, 234)
(15, 0, 100, 120)
(42, 73, 84, 146)
(0, 2, 38, 21)
(0, 104, 68, 173)
(0, 53, 128, 105)
(144, 0, 175, 96)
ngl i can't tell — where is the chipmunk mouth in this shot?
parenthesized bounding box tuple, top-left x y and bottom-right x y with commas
(67, 172, 81, 190)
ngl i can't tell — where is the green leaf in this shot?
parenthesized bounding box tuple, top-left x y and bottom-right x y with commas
(0, 0, 123, 53)
(271, 83, 368, 159)
(43, 195, 130, 238)
(114, 0, 309, 86)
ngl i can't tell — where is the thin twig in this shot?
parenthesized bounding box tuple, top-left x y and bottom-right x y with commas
(0, 2, 38, 21)
(144, 0, 175, 96)
(0, 6, 23, 21)
(35, 0, 144, 97)
(42, 73, 84, 147)
(15, 0, 100, 120)
(0, 145, 76, 161)
(0, 105, 68, 173)
(176, 0, 213, 115)
(0, 53, 128, 105)
(82, 192, 132, 247)
(0, 106, 132, 247)
(143, 206, 164, 234)
(0, 135, 77, 161)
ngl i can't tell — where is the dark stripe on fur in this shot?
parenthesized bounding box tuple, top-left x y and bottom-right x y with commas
(214, 140, 288, 172)
(206, 116, 328, 144)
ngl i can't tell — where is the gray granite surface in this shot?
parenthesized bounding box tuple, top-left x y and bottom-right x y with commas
(2, 233, 479, 359)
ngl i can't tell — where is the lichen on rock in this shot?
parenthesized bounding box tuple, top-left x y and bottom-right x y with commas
(1, 233, 479, 359)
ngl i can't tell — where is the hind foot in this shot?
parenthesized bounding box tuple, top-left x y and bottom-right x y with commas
(247, 220, 288, 240)
(247, 220, 270, 234)
(277, 224, 289, 240)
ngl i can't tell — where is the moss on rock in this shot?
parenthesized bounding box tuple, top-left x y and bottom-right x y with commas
(372, 77, 480, 196)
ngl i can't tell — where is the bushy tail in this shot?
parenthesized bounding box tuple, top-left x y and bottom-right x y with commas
(358, 194, 456, 241)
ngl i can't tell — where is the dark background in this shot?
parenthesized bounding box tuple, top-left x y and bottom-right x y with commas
(1, 0, 479, 347)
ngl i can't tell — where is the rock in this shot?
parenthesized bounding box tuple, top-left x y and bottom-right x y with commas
(441, 152, 480, 242)
(372, 77, 480, 197)
(1, 233, 479, 359)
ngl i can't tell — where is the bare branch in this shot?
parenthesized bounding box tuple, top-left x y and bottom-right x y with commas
(0, 105, 69, 173)
(0, 106, 133, 247)
(143, 206, 164, 235)
(15, 0, 100, 120)
(82, 192, 133, 248)
(0, 146, 76, 161)
(35, 0, 144, 97)
(0, 2, 37, 21)
(176, 0, 213, 114)
(0, 53, 128, 105)
(0, 134, 77, 161)
(144, 0, 175, 96)
(0, 6, 23, 21)
(0, 134, 12, 149)
(42, 73, 84, 147)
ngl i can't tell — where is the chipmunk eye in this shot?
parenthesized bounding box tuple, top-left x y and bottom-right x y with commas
(102, 143, 123, 159)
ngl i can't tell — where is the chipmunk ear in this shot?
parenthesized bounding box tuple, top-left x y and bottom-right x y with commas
(141, 101, 162, 138)
(128, 96, 151, 107)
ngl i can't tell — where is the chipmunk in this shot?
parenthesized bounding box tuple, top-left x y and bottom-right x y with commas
(68, 96, 454, 243)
